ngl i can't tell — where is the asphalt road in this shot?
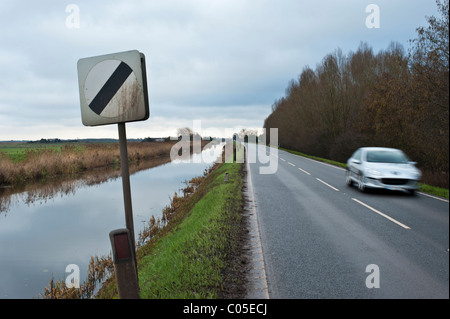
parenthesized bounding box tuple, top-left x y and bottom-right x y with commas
(247, 145, 449, 298)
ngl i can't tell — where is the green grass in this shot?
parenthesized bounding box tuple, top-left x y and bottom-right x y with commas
(0, 148, 28, 163)
(419, 184, 449, 199)
(278, 146, 449, 200)
(96, 144, 245, 299)
(137, 161, 243, 298)
(0, 142, 76, 163)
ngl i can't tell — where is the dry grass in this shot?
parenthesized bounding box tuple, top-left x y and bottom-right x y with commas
(35, 141, 212, 299)
(0, 142, 176, 186)
(137, 174, 206, 248)
(39, 255, 114, 299)
(39, 171, 210, 299)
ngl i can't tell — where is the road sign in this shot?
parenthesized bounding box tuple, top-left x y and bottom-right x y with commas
(77, 50, 149, 126)
(77, 50, 149, 297)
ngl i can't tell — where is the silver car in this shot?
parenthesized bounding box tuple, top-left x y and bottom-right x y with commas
(345, 147, 421, 194)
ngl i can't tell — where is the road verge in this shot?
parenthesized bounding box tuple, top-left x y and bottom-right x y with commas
(97, 142, 249, 299)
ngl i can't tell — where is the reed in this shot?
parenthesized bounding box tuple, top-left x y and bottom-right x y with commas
(135, 151, 245, 299)
(137, 174, 206, 248)
(39, 255, 113, 299)
(33, 140, 212, 298)
(0, 142, 176, 186)
(39, 170, 209, 299)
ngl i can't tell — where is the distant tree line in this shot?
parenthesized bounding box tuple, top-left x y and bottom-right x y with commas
(28, 138, 64, 144)
(141, 137, 172, 142)
(263, 0, 448, 187)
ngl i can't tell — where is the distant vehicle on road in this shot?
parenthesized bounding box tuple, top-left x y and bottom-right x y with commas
(345, 147, 421, 195)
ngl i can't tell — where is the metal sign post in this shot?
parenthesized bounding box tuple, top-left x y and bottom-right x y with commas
(116, 123, 140, 297)
(77, 50, 149, 299)
(118, 122, 136, 253)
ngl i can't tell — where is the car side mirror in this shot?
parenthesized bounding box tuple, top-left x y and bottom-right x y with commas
(408, 161, 417, 165)
(351, 159, 361, 164)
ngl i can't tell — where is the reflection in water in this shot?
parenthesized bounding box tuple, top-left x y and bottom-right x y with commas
(0, 156, 171, 215)
(0, 144, 222, 298)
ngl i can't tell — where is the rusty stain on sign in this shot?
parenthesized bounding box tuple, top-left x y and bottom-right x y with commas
(77, 50, 149, 127)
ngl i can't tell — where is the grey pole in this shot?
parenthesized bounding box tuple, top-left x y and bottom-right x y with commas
(112, 123, 140, 298)
(118, 122, 135, 248)
(118, 122, 140, 284)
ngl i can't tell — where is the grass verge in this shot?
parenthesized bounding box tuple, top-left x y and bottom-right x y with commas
(139, 162, 243, 298)
(96, 144, 247, 299)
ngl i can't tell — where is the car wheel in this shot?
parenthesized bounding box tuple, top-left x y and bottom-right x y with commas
(345, 170, 353, 187)
(358, 173, 366, 192)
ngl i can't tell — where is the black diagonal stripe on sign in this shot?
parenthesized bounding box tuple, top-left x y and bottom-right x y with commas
(89, 62, 133, 115)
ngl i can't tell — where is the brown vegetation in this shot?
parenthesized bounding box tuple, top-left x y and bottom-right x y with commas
(38, 143, 217, 299)
(40, 167, 213, 299)
(264, 1, 449, 187)
(40, 255, 113, 299)
(0, 142, 176, 187)
(137, 174, 206, 249)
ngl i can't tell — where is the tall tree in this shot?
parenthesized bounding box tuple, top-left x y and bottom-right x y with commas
(263, 1, 448, 186)
(409, 0, 449, 180)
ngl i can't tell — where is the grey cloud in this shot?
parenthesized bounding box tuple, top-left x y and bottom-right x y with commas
(0, 0, 440, 140)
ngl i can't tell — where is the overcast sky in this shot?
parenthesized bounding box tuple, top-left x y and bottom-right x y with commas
(0, 0, 440, 140)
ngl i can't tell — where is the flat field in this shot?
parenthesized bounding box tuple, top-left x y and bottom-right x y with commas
(0, 141, 176, 186)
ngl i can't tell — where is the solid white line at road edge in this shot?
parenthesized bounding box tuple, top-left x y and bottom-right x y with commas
(352, 198, 411, 230)
(245, 146, 270, 299)
(417, 192, 449, 203)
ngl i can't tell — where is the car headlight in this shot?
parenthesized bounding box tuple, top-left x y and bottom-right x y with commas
(365, 168, 382, 176)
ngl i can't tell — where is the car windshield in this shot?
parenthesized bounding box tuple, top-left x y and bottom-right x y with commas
(366, 150, 409, 163)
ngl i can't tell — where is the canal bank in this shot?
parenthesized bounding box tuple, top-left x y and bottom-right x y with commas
(96, 143, 251, 299)
(1, 143, 219, 299)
